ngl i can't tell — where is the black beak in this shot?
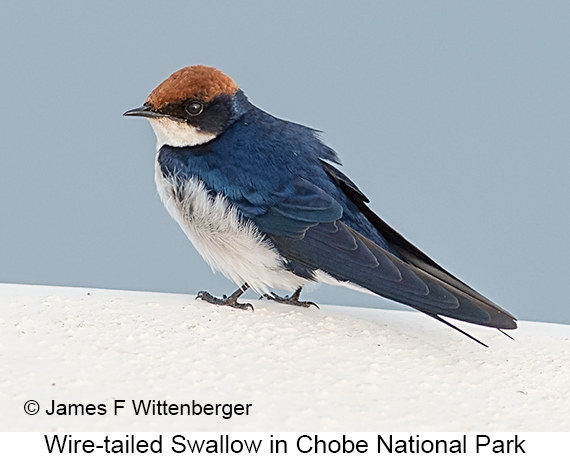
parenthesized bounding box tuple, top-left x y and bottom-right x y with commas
(123, 105, 164, 119)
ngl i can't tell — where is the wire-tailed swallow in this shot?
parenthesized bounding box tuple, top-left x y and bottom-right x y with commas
(124, 65, 516, 345)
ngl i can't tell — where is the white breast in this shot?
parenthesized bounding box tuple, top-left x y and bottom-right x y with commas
(154, 158, 307, 294)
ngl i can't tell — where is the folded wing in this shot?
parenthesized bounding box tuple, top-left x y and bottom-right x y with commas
(251, 172, 517, 330)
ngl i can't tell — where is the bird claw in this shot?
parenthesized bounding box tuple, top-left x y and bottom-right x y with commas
(196, 290, 254, 311)
(262, 291, 319, 309)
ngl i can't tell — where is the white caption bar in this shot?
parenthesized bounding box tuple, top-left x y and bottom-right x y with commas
(1, 432, 567, 455)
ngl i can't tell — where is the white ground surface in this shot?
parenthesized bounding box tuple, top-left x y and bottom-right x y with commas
(1, 283, 568, 432)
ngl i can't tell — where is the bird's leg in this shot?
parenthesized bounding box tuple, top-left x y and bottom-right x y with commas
(196, 283, 253, 311)
(262, 286, 319, 309)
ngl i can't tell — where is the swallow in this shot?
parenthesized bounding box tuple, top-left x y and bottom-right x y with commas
(124, 65, 516, 345)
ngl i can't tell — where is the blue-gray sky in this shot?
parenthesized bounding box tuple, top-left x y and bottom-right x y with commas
(1, 1, 569, 324)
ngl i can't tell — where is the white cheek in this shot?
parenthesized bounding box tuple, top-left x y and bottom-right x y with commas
(148, 118, 216, 149)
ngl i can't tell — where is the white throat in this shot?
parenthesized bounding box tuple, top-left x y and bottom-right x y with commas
(148, 117, 216, 149)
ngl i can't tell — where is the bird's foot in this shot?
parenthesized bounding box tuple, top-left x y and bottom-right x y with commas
(262, 287, 319, 309)
(196, 286, 253, 311)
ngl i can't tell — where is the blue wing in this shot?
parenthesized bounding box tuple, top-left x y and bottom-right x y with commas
(249, 166, 516, 330)
(253, 177, 343, 238)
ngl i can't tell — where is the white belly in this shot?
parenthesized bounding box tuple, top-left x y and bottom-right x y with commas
(154, 158, 307, 294)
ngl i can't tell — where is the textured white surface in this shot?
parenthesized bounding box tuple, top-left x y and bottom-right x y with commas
(1, 283, 569, 432)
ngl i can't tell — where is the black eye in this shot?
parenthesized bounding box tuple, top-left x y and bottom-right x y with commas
(185, 102, 203, 116)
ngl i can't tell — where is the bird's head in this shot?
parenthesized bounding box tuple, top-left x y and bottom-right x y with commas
(124, 65, 243, 149)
